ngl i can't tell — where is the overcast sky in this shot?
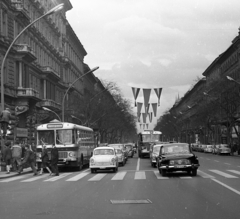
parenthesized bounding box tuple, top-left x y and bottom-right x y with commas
(66, 0, 240, 131)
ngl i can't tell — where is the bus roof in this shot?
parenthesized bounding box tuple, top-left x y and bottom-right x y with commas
(36, 121, 93, 132)
(141, 130, 162, 134)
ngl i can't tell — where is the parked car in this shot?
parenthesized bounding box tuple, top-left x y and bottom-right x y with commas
(216, 144, 231, 155)
(156, 143, 200, 176)
(124, 143, 134, 158)
(90, 146, 119, 173)
(199, 144, 207, 152)
(204, 145, 214, 153)
(212, 145, 219, 154)
(115, 148, 126, 166)
(108, 144, 128, 162)
(150, 144, 163, 167)
(191, 143, 199, 151)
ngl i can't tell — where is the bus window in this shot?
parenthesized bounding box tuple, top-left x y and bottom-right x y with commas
(56, 130, 73, 145)
(38, 130, 54, 145)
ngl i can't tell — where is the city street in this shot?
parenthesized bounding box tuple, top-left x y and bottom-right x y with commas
(0, 152, 240, 219)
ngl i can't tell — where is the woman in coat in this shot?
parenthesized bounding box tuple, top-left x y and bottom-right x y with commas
(50, 144, 59, 176)
(39, 145, 52, 175)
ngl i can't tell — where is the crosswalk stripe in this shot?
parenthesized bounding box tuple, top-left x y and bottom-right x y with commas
(0, 174, 30, 182)
(66, 172, 90, 181)
(209, 170, 238, 178)
(134, 171, 146, 179)
(227, 170, 240, 175)
(44, 173, 73, 182)
(21, 174, 49, 182)
(153, 171, 169, 179)
(88, 173, 106, 181)
(179, 177, 192, 179)
(111, 172, 127, 180)
(197, 170, 215, 178)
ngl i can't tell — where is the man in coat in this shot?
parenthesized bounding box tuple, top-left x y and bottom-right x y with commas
(11, 140, 22, 172)
(0, 108, 11, 138)
(3, 141, 12, 174)
(50, 144, 59, 176)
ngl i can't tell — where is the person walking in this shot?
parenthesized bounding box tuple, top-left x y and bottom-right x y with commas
(39, 145, 52, 175)
(11, 140, 22, 172)
(50, 144, 59, 176)
(3, 141, 12, 174)
(0, 108, 11, 138)
(18, 144, 38, 176)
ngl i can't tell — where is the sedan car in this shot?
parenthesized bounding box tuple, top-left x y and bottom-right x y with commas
(156, 143, 200, 176)
(216, 144, 231, 155)
(90, 147, 118, 173)
(204, 145, 214, 153)
(125, 143, 134, 158)
(108, 144, 128, 162)
(115, 149, 126, 166)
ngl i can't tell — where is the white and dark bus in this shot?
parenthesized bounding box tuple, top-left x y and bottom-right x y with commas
(36, 120, 97, 170)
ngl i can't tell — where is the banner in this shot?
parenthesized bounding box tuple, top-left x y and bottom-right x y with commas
(131, 87, 140, 107)
(142, 113, 147, 123)
(149, 112, 153, 123)
(154, 88, 162, 106)
(137, 102, 143, 114)
(151, 103, 157, 117)
(143, 88, 151, 113)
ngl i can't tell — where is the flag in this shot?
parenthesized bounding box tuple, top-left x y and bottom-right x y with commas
(154, 88, 162, 106)
(143, 88, 151, 112)
(151, 103, 157, 117)
(131, 87, 140, 107)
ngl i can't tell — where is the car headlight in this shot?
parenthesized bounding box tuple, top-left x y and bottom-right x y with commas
(169, 160, 174, 165)
(90, 158, 95, 165)
(69, 152, 76, 157)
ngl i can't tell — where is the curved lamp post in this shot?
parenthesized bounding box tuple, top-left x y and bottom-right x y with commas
(71, 115, 83, 125)
(62, 66, 99, 122)
(226, 75, 240, 86)
(42, 107, 61, 121)
(0, 3, 64, 169)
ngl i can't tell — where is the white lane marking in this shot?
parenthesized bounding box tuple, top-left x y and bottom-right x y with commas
(224, 163, 231, 165)
(209, 170, 238, 178)
(0, 174, 30, 182)
(136, 158, 140, 171)
(134, 171, 146, 180)
(111, 171, 127, 180)
(21, 174, 49, 182)
(44, 173, 73, 182)
(212, 179, 240, 195)
(214, 160, 219, 162)
(88, 173, 106, 181)
(153, 171, 169, 179)
(66, 172, 90, 181)
(197, 170, 215, 178)
(180, 177, 192, 179)
(227, 170, 240, 175)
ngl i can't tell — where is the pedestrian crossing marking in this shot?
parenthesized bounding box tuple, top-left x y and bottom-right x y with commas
(197, 170, 215, 178)
(227, 170, 240, 175)
(111, 172, 127, 180)
(0, 174, 30, 182)
(66, 172, 90, 181)
(179, 177, 192, 179)
(209, 170, 238, 178)
(44, 173, 73, 182)
(134, 171, 146, 179)
(21, 174, 49, 182)
(88, 173, 106, 181)
(153, 171, 169, 179)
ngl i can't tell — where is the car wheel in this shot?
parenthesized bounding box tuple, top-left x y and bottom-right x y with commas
(161, 169, 166, 177)
(91, 169, 95, 173)
(192, 169, 197, 176)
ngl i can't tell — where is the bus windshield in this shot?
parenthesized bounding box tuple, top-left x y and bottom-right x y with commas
(38, 130, 55, 145)
(142, 134, 151, 142)
(56, 130, 75, 145)
(152, 134, 160, 142)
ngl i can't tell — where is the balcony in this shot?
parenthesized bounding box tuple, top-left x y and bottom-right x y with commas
(41, 66, 60, 81)
(17, 87, 41, 102)
(14, 44, 37, 63)
(11, 0, 30, 21)
(38, 99, 61, 111)
(59, 51, 71, 66)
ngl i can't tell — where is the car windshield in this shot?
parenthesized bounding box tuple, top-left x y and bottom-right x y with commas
(115, 149, 122, 154)
(153, 146, 161, 153)
(94, 149, 114, 155)
(162, 145, 190, 154)
(125, 145, 133, 151)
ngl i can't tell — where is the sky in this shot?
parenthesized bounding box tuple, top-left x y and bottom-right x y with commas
(66, 0, 240, 131)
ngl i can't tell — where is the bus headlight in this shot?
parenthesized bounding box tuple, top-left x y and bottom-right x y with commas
(68, 152, 76, 157)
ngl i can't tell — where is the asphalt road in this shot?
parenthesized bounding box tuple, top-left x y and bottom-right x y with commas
(0, 152, 240, 219)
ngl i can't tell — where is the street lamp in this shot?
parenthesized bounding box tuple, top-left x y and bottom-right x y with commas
(42, 107, 61, 121)
(62, 66, 99, 122)
(71, 115, 83, 125)
(0, 3, 64, 169)
(226, 76, 240, 86)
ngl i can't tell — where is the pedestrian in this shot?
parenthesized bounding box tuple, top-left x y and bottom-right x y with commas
(50, 144, 59, 176)
(0, 108, 11, 138)
(39, 145, 52, 175)
(3, 141, 12, 174)
(11, 140, 22, 172)
(18, 144, 38, 176)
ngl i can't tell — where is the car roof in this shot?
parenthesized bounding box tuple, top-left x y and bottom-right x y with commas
(94, 146, 114, 150)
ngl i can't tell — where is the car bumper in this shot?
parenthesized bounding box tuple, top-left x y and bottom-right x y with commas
(159, 164, 199, 171)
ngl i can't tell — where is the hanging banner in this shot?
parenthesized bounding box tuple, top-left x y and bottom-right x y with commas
(137, 112, 141, 122)
(137, 102, 143, 114)
(149, 112, 153, 123)
(151, 103, 157, 117)
(146, 124, 149, 129)
(131, 87, 140, 107)
(143, 88, 151, 112)
(146, 103, 150, 114)
(154, 88, 162, 106)
(142, 113, 147, 123)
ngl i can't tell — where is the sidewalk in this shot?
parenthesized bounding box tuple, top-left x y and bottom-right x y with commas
(0, 167, 33, 179)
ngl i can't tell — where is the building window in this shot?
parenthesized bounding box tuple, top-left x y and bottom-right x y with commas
(0, 8, 8, 37)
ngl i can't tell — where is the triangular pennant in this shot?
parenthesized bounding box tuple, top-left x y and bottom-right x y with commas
(146, 124, 149, 129)
(151, 103, 157, 117)
(143, 88, 151, 112)
(137, 102, 143, 114)
(140, 124, 142, 129)
(142, 113, 147, 123)
(149, 112, 153, 123)
(143, 124, 145, 130)
(137, 112, 141, 122)
(154, 88, 162, 106)
(132, 87, 140, 107)
(146, 103, 150, 114)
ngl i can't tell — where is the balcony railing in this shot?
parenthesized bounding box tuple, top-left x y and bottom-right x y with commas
(17, 87, 41, 101)
(41, 66, 60, 80)
(14, 44, 36, 62)
(38, 99, 61, 111)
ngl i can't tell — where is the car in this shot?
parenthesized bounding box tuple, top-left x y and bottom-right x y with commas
(108, 144, 128, 162)
(216, 144, 231, 155)
(150, 144, 163, 167)
(115, 148, 126, 166)
(156, 143, 200, 176)
(199, 144, 207, 152)
(89, 147, 119, 173)
(125, 143, 134, 158)
(204, 145, 214, 153)
(191, 143, 199, 151)
(212, 145, 219, 154)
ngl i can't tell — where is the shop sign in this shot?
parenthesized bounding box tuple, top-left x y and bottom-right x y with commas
(16, 128, 28, 137)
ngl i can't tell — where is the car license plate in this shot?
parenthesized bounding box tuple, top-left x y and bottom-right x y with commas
(175, 165, 184, 168)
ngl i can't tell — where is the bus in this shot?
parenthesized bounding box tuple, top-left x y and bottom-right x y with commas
(137, 130, 162, 158)
(35, 120, 97, 170)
